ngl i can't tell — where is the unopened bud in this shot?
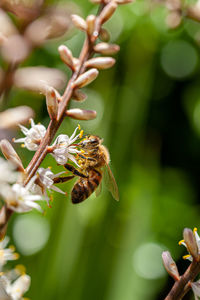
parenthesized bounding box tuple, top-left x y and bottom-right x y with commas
(46, 86, 59, 120)
(58, 45, 74, 70)
(94, 42, 120, 55)
(116, 0, 134, 4)
(71, 14, 87, 32)
(183, 228, 199, 261)
(0, 106, 34, 129)
(162, 251, 180, 281)
(85, 57, 115, 69)
(72, 89, 87, 102)
(90, 0, 102, 3)
(99, 2, 118, 24)
(86, 15, 96, 36)
(73, 68, 99, 88)
(0, 139, 24, 172)
(0, 33, 7, 46)
(99, 28, 110, 42)
(66, 109, 97, 120)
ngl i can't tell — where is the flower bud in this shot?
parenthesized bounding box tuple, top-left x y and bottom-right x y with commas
(86, 15, 96, 36)
(0, 139, 24, 172)
(46, 86, 59, 120)
(1, 35, 30, 63)
(0, 33, 7, 46)
(71, 14, 87, 32)
(99, 28, 110, 42)
(90, 0, 102, 3)
(99, 2, 118, 24)
(0, 106, 34, 129)
(58, 45, 74, 70)
(94, 42, 120, 55)
(162, 251, 180, 281)
(72, 89, 87, 102)
(66, 109, 97, 120)
(183, 228, 199, 261)
(85, 57, 115, 69)
(73, 68, 99, 88)
(116, 0, 134, 4)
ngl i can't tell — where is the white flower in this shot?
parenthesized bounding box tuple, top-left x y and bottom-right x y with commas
(0, 158, 17, 185)
(51, 126, 81, 165)
(0, 237, 18, 271)
(191, 280, 200, 300)
(179, 227, 200, 261)
(0, 178, 45, 213)
(0, 273, 30, 300)
(31, 167, 66, 199)
(14, 119, 46, 151)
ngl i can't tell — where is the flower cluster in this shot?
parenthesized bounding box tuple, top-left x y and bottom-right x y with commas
(0, 236, 30, 300)
(0, 124, 84, 213)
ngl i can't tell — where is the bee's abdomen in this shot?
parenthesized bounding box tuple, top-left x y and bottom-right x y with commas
(71, 169, 102, 204)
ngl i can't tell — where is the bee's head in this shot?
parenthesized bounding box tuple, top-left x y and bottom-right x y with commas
(78, 135, 102, 149)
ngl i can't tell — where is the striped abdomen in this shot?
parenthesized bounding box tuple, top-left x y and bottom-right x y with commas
(71, 169, 102, 204)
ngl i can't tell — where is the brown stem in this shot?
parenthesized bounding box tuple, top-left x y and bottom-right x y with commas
(165, 260, 200, 300)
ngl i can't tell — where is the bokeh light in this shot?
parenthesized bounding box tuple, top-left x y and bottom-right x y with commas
(13, 213, 50, 256)
(133, 243, 166, 279)
(160, 40, 198, 79)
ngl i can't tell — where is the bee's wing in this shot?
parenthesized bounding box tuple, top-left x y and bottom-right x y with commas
(103, 164, 119, 201)
(95, 181, 102, 198)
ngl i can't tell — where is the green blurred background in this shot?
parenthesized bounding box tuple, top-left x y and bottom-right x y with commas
(3, 0, 200, 299)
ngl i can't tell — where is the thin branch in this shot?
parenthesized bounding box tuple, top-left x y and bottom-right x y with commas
(165, 260, 200, 300)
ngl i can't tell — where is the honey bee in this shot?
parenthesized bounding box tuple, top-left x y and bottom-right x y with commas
(64, 135, 119, 204)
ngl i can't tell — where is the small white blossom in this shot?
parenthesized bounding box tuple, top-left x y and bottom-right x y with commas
(179, 227, 200, 261)
(0, 272, 30, 300)
(14, 119, 46, 151)
(0, 237, 18, 271)
(31, 167, 66, 200)
(51, 126, 81, 165)
(0, 177, 45, 213)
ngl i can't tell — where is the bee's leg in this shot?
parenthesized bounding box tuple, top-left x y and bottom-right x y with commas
(64, 163, 88, 178)
(53, 175, 75, 184)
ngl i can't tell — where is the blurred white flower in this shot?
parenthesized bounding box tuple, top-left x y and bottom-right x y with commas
(191, 280, 200, 300)
(0, 178, 45, 213)
(0, 237, 19, 271)
(32, 167, 66, 199)
(14, 119, 46, 151)
(51, 126, 81, 165)
(179, 227, 200, 261)
(0, 272, 30, 300)
(0, 158, 17, 185)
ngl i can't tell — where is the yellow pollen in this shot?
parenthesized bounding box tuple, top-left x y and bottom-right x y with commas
(183, 254, 191, 260)
(9, 245, 15, 251)
(178, 239, 185, 245)
(15, 264, 26, 275)
(78, 124, 81, 130)
(80, 149, 85, 153)
(78, 160, 82, 165)
(14, 253, 20, 260)
(21, 144, 25, 148)
(193, 227, 198, 233)
(0, 250, 4, 258)
(48, 166, 52, 169)
(0, 272, 4, 276)
(80, 130, 84, 138)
